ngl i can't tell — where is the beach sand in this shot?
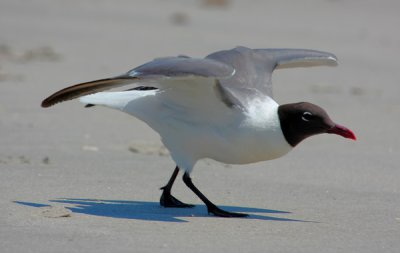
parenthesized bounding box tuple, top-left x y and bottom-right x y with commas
(1, 0, 399, 252)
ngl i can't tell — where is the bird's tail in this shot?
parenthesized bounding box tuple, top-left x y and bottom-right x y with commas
(79, 89, 157, 111)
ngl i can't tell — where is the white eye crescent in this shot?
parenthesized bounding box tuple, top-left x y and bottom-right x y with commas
(302, 112, 313, 122)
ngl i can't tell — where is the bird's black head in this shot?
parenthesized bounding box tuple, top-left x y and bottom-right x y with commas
(278, 102, 356, 147)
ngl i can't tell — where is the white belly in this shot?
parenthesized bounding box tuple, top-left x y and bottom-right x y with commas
(160, 119, 292, 168)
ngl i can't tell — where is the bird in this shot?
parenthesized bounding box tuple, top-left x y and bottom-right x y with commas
(41, 46, 356, 217)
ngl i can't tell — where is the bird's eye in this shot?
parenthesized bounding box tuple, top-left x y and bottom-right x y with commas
(301, 112, 313, 122)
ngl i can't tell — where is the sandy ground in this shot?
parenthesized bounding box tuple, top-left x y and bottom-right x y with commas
(1, 0, 399, 252)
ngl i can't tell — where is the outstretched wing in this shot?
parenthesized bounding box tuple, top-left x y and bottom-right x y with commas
(206, 46, 337, 106)
(41, 56, 235, 108)
(256, 48, 337, 70)
(41, 76, 135, 108)
(42, 47, 337, 109)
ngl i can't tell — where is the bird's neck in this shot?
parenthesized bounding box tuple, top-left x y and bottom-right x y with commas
(235, 98, 293, 161)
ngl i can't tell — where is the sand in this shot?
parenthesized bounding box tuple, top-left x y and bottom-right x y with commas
(1, 0, 399, 252)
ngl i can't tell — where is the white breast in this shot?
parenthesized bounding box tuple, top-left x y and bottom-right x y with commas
(206, 97, 292, 164)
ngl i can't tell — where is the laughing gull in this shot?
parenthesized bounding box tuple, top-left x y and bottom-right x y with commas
(42, 46, 356, 217)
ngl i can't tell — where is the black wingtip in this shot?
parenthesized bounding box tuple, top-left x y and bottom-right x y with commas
(41, 99, 54, 108)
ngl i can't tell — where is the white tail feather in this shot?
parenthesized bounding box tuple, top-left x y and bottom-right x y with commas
(79, 90, 157, 111)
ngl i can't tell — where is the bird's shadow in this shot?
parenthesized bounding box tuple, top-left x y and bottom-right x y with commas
(15, 198, 312, 223)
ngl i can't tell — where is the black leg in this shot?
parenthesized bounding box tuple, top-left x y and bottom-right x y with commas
(160, 166, 194, 208)
(182, 172, 248, 218)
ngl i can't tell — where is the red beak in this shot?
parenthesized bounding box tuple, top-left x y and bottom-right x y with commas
(327, 124, 357, 140)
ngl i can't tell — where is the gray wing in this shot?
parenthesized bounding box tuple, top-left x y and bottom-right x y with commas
(206, 46, 337, 106)
(41, 57, 234, 107)
(128, 56, 234, 79)
(256, 48, 337, 69)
